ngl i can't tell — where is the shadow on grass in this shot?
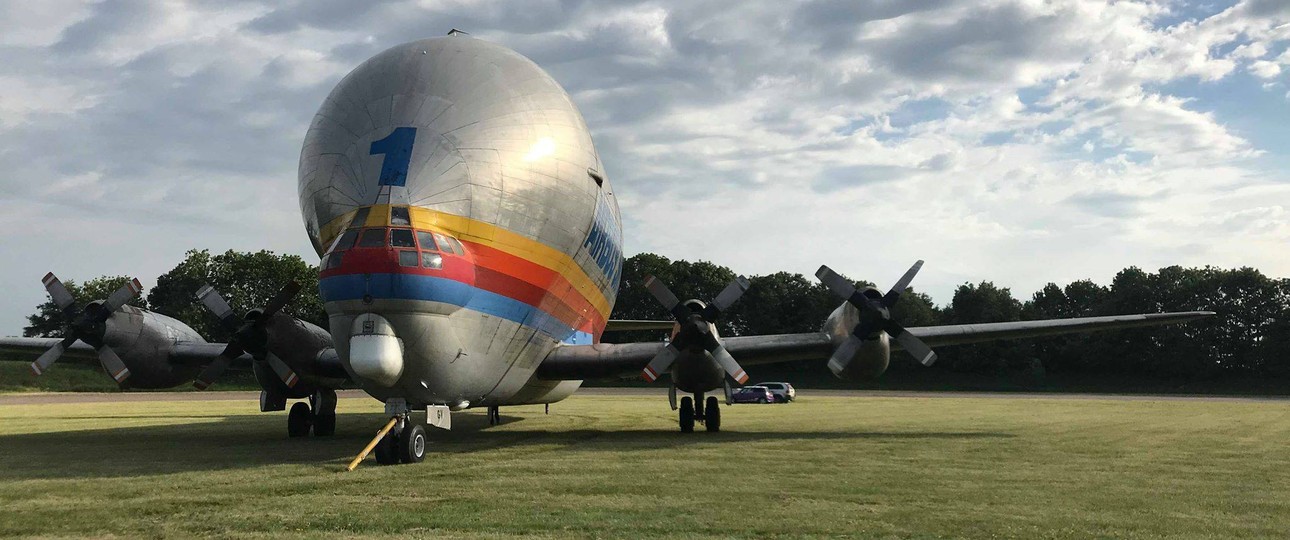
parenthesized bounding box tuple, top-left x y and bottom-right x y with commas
(0, 411, 1011, 479)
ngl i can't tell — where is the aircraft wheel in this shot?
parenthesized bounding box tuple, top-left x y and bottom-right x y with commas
(704, 396, 720, 432)
(314, 412, 336, 437)
(399, 424, 427, 464)
(287, 402, 312, 438)
(374, 433, 398, 465)
(679, 397, 695, 433)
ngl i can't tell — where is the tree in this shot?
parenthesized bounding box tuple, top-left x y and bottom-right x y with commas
(940, 281, 1025, 373)
(147, 249, 325, 341)
(24, 276, 147, 338)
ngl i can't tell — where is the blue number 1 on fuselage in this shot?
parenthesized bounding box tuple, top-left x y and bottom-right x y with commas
(369, 127, 417, 187)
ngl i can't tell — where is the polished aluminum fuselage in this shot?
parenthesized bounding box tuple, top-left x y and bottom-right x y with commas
(299, 37, 621, 408)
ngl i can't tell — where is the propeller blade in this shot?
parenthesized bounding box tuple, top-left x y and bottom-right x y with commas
(196, 284, 240, 332)
(41, 273, 76, 312)
(710, 276, 751, 313)
(642, 345, 680, 382)
(826, 335, 863, 377)
(260, 281, 302, 319)
(96, 345, 131, 384)
(101, 278, 143, 313)
(644, 275, 690, 321)
(265, 352, 299, 388)
(890, 327, 937, 366)
(883, 260, 924, 307)
(30, 335, 76, 376)
(193, 355, 235, 390)
(816, 265, 858, 301)
(709, 343, 749, 384)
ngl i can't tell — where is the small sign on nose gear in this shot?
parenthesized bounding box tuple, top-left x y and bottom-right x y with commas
(427, 405, 451, 430)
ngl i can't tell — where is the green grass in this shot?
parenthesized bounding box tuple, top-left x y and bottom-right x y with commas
(0, 394, 1287, 538)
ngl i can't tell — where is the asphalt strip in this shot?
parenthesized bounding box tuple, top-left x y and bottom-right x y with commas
(0, 388, 1285, 405)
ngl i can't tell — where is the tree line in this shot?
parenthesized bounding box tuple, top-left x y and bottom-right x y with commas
(23, 250, 1290, 389)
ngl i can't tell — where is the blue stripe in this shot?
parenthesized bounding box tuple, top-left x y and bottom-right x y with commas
(321, 273, 593, 345)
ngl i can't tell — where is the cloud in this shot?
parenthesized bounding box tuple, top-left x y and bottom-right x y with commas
(0, 0, 1288, 335)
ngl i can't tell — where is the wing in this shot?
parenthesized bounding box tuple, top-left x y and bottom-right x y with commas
(537, 311, 1215, 380)
(603, 320, 676, 332)
(0, 337, 254, 367)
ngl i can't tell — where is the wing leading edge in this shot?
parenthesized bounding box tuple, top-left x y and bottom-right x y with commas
(539, 311, 1215, 380)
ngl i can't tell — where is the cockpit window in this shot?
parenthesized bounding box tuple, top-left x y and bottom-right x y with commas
(391, 206, 411, 226)
(358, 228, 387, 248)
(416, 231, 438, 251)
(390, 228, 415, 248)
(446, 236, 466, 255)
(398, 250, 418, 267)
(332, 230, 358, 253)
(348, 207, 370, 229)
(421, 252, 443, 269)
(326, 252, 343, 269)
(432, 233, 455, 255)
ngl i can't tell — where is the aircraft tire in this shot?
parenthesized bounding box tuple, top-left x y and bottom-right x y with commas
(287, 402, 312, 438)
(314, 412, 336, 436)
(704, 396, 720, 432)
(679, 397, 695, 433)
(374, 434, 398, 465)
(399, 424, 427, 464)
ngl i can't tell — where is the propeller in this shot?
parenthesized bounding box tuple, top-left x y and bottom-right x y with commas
(816, 261, 938, 372)
(192, 281, 302, 390)
(30, 273, 142, 384)
(640, 275, 751, 385)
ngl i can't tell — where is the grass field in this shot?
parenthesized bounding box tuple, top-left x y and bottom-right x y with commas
(0, 393, 1287, 539)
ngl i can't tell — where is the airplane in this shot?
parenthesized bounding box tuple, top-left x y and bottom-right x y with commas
(0, 33, 1213, 467)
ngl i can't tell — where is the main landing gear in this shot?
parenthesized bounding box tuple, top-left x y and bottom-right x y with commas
(678, 393, 721, 433)
(279, 389, 338, 438)
(487, 405, 501, 425)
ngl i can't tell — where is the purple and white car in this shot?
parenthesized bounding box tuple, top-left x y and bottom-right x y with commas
(730, 386, 775, 404)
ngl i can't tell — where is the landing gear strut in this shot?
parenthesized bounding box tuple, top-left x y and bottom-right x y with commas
(487, 405, 501, 425)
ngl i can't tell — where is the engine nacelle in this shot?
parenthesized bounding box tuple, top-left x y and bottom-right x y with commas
(821, 302, 891, 381)
(253, 312, 334, 398)
(101, 305, 205, 389)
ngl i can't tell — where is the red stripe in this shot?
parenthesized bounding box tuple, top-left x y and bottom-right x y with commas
(322, 244, 607, 337)
(464, 241, 606, 329)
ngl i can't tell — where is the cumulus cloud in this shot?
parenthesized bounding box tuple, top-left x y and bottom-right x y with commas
(0, 0, 1288, 334)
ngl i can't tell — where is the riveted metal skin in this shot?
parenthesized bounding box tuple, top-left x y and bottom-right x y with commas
(299, 37, 619, 408)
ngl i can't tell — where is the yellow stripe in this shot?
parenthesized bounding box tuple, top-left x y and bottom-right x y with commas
(319, 204, 612, 318)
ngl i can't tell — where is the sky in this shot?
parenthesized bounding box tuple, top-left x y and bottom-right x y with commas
(1, 0, 1288, 336)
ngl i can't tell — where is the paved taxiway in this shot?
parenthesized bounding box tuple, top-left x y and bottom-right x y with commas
(1, 387, 1285, 405)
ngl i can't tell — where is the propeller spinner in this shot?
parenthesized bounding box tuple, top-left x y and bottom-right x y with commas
(640, 275, 751, 385)
(816, 261, 938, 373)
(30, 273, 142, 384)
(192, 281, 302, 390)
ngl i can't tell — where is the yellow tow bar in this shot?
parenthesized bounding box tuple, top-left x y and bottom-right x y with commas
(345, 416, 400, 472)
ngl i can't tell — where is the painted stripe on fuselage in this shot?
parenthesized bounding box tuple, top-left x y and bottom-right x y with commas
(320, 273, 593, 344)
(319, 204, 613, 320)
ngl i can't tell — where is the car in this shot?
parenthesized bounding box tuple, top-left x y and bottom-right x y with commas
(730, 386, 775, 404)
(754, 381, 796, 403)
